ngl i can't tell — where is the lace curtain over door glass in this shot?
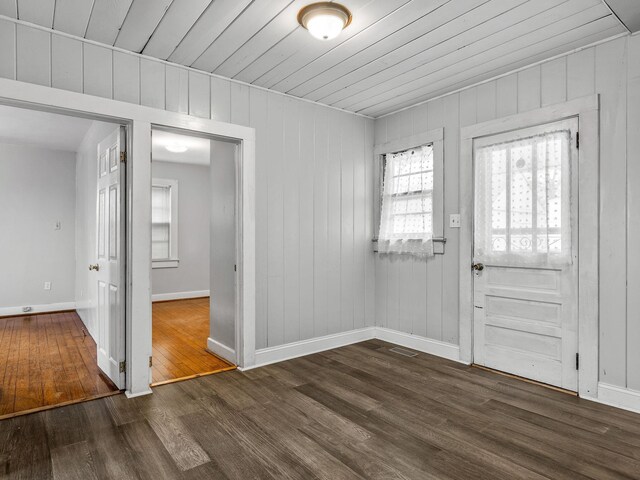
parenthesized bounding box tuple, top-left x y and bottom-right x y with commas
(378, 144, 434, 255)
(474, 129, 572, 266)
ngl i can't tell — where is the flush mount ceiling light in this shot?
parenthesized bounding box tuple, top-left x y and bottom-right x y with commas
(165, 143, 188, 153)
(298, 2, 352, 41)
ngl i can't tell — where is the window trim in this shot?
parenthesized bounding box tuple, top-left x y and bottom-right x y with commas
(151, 177, 179, 269)
(373, 128, 444, 253)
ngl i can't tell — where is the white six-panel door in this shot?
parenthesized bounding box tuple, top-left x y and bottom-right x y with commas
(95, 126, 126, 389)
(473, 118, 579, 391)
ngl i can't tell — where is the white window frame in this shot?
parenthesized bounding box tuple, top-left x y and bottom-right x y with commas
(374, 128, 444, 253)
(151, 177, 179, 268)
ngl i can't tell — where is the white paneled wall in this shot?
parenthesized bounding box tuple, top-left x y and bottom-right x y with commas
(0, 19, 374, 350)
(375, 35, 640, 391)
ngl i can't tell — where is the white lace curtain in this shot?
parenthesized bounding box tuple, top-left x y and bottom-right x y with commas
(474, 129, 572, 267)
(378, 144, 434, 256)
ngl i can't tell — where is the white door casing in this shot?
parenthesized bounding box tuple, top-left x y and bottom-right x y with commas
(95, 126, 126, 388)
(472, 119, 579, 391)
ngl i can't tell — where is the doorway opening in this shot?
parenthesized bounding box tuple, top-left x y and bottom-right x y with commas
(150, 128, 237, 386)
(0, 104, 127, 418)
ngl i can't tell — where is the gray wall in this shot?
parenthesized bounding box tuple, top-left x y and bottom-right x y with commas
(375, 35, 640, 392)
(151, 161, 210, 297)
(210, 140, 236, 351)
(0, 143, 76, 308)
(75, 121, 120, 337)
(0, 18, 375, 349)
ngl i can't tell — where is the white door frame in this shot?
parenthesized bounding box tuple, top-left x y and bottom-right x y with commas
(459, 95, 599, 398)
(0, 77, 256, 398)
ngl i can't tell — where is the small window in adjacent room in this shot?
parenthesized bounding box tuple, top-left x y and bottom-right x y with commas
(152, 178, 179, 268)
(378, 144, 435, 255)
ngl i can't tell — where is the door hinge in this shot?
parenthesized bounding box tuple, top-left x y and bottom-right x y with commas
(119, 360, 126, 373)
(234, 264, 237, 272)
(576, 353, 579, 370)
(149, 356, 153, 368)
(576, 132, 579, 149)
(120, 151, 127, 163)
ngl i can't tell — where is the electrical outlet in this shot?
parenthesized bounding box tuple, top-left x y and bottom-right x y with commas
(44, 282, 51, 290)
(449, 214, 461, 228)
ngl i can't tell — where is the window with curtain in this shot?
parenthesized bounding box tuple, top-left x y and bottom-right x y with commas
(151, 178, 179, 267)
(474, 129, 572, 266)
(378, 144, 434, 255)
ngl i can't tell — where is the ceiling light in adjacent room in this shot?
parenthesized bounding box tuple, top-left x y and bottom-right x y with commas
(298, 2, 352, 41)
(165, 143, 188, 153)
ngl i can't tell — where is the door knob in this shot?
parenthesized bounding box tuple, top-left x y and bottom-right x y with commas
(89, 264, 100, 271)
(472, 262, 484, 272)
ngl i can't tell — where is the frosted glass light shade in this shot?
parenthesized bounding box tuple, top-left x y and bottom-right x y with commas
(298, 3, 352, 41)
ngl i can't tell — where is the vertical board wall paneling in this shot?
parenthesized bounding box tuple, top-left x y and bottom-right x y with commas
(165, 64, 188, 114)
(0, 20, 375, 352)
(266, 92, 285, 347)
(425, 97, 445, 340)
(140, 59, 165, 110)
(313, 106, 329, 338)
(298, 102, 315, 340)
(283, 97, 300, 345)
(210, 76, 231, 123)
(327, 109, 342, 334)
(626, 34, 640, 391)
(16, 24, 50, 87)
(83, 43, 112, 99)
(364, 118, 376, 328)
(340, 112, 355, 333)
(353, 115, 367, 330)
(51, 35, 83, 93)
(441, 92, 461, 345)
(249, 87, 269, 350)
(496, 73, 518, 118)
(113, 51, 140, 105)
(596, 37, 628, 388)
(188, 71, 210, 119)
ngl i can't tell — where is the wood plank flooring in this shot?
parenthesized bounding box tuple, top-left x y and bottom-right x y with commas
(0, 311, 118, 419)
(152, 298, 234, 385)
(2, 339, 640, 479)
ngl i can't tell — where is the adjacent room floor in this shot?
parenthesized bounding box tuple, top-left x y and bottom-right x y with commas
(0, 311, 119, 419)
(151, 298, 234, 385)
(3, 339, 640, 479)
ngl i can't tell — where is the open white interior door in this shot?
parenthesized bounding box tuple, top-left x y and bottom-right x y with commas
(94, 126, 126, 389)
(472, 118, 578, 391)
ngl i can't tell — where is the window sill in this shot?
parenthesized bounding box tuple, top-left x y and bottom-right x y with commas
(152, 260, 179, 269)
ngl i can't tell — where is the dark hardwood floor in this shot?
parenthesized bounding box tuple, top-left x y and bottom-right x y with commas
(2, 339, 640, 479)
(0, 311, 119, 419)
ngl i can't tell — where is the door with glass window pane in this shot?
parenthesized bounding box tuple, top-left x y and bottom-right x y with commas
(472, 118, 578, 391)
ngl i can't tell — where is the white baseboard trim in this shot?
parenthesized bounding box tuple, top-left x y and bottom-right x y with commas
(0, 301, 76, 317)
(207, 337, 236, 365)
(247, 327, 376, 370)
(375, 327, 464, 364)
(152, 290, 209, 302)
(246, 327, 463, 370)
(594, 383, 640, 415)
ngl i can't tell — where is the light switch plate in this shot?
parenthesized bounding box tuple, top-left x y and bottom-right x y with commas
(449, 214, 461, 228)
(44, 282, 51, 290)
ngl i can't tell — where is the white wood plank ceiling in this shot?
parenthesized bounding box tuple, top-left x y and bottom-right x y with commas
(0, 0, 632, 117)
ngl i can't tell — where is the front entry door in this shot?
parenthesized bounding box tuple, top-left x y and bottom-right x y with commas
(94, 126, 126, 388)
(472, 118, 578, 391)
